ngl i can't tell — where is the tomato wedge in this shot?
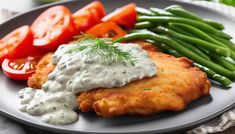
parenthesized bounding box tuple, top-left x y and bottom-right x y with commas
(2, 56, 40, 80)
(0, 25, 34, 64)
(101, 3, 137, 29)
(31, 6, 76, 51)
(72, 1, 106, 32)
(86, 22, 127, 39)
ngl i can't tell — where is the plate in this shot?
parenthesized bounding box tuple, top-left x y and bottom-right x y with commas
(0, 0, 235, 133)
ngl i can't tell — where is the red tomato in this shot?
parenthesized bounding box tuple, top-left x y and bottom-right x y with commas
(31, 6, 76, 51)
(72, 1, 106, 32)
(101, 3, 137, 29)
(0, 25, 34, 64)
(86, 22, 127, 39)
(2, 57, 40, 80)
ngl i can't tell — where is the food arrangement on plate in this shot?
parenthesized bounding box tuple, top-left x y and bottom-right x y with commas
(0, 1, 234, 126)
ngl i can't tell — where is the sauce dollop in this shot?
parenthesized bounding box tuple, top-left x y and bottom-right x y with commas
(18, 43, 157, 125)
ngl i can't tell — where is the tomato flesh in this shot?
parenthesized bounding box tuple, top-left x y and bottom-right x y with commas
(72, 1, 106, 32)
(2, 57, 40, 80)
(101, 3, 137, 29)
(0, 25, 34, 64)
(86, 22, 127, 39)
(31, 6, 76, 51)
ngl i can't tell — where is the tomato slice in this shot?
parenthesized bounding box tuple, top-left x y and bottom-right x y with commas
(86, 22, 127, 39)
(101, 3, 137, 29)
(0, 25, 34, 64)
(72, 1, 106, 32)
(31, 6, 76, 51)
(2, 56, 40, 80)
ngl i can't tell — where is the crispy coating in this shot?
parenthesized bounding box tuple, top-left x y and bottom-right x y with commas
(27, 41, 210, 117)
(27, 53, 55, 89)
(78, 51, 210, 117)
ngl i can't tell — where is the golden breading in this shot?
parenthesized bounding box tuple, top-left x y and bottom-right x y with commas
(27, 53, 55, 89)
(78, 51, 210, 117)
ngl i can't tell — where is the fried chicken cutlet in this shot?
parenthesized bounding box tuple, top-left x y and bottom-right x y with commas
(27, 41, 210, 117)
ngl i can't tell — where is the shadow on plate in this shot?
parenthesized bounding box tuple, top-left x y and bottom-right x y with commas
(0, 71, 27, 92)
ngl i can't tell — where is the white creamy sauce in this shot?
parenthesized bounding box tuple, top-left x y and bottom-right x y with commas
(18, 43, 157, 125)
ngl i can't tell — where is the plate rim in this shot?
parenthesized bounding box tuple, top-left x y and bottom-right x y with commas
(0, 0, 235, 133)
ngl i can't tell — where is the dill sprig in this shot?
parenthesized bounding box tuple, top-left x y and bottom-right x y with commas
(66, 35, 135, 65)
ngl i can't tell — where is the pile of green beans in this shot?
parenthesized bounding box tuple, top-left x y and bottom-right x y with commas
(116, 5, 235, 87)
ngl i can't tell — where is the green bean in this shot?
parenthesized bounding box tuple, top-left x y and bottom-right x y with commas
(165, 5, 224, 30)
(194, 63, 232, 87)
(210, 34, 235, 52)
(166, 8, 224, 30)
(170, 23, 235, 60)
(131, 28, 217, 62)
(154, 43, 170, 52)
(160, 44, 232, 86)
(205, 50, 235, 71)
(172, 38, 211, 61)
(134, 21, 155, 29)
(167, 24, 235, 61)
(136, 7, 155, 16)
(204, 20, 225, 30)
(145, 39, 183, 57)
(146, 34, 232, 86)
(164, 5, 182, 11)
(225, 57, 235, 64)
(169, 23, 228, 48)
(146, 40, 183, 58)
(115, 32, 235, 79)
(149, 38, 232, 86)
(212, 55, 235, 71)
(166, 25, 194, 36)
(165, 7, 203, 21)
(209, 34, 235, 60)
(196, 45, 235, 71)
(145, 39, 166, 51)
(197, 46, 210, 55)
(138, 16, 231, 39)
(153, 42, 232, 86)
(146, 39, 184, 57)
(228, 52, 235, 61)
(168, 49, 183, 57)
(129, 29, 149, 34)
(206, 50, 235, 71)
(153, 26, 230, 57)
(219, 0, 235, 7)
(149, 7, 173, 16)
(172, 49, 232, 86)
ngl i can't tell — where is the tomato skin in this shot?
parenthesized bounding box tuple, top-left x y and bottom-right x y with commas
(0, 25, 34, 64)
(31, 6, 76, 51)
(86, 22, 127, 39)
(101, 3, 137, 29)
(27, 45, 45, 57)
(72, 1, 106, 32)
(2, 57, 40, 80)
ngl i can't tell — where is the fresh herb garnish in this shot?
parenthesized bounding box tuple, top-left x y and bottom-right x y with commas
(66, 35, 136, 65)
